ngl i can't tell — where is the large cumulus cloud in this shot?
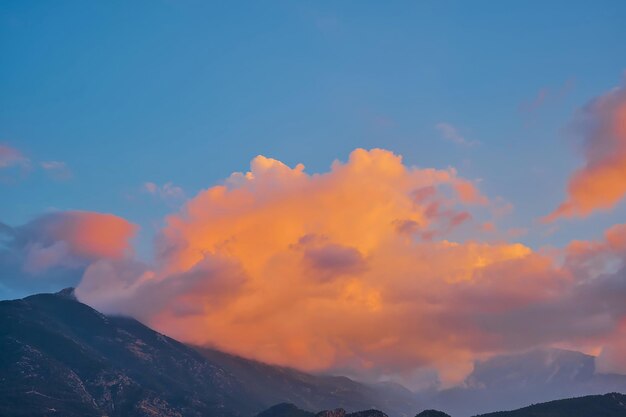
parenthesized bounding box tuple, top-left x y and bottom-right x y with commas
(71, 148, 626, 387)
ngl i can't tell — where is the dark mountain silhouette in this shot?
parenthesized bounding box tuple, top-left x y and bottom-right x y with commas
(256, 403, 315, 417)
(345, 410, 388, 417)
(0, 289, 419, 417)
(415, 411, 451, 417)
(257, 394, 626, 417)
(475, 392, 626, 417)
(255, 403, 388, 417)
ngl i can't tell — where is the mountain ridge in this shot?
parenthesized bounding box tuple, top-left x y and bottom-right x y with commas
(254, 393, 626, 417)
(0, 289, 420, 417)
(474, 392, 626, 417)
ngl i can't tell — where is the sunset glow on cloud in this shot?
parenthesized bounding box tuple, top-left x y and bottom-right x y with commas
(546, 81, 626, 221)
(10, 211, 137, 274)
(0, 211, 137, 298)
(67, 148, 626, 387)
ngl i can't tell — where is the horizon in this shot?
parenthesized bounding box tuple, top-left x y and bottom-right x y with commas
(2, 0, 626, 393)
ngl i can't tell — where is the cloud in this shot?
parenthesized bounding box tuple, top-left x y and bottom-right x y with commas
(435, 123, 479, 147)
(0, 144, 29, 168)
(545, 81, 626, 221)
(2, 147, 620, 387)
(41, 161, 72, 180)
(0, 144, 72, 183)
(77, 149, 498, 381)
(0, 211, 137, 299)
(143, 181, 185, 201)
(20, 211, 137, 261)
(70, 148, 626, 387)
(520, 79, 575, 114)
(0, 144, 31, 182)
(524, 88, 550, 113)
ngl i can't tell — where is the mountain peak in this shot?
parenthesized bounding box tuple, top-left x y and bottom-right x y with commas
(55, 287, 77, 300)
(415, 411, 451, 417)
(466, 347, 596, 389)
(316, 408, 346, 417)
(256, 403, 316, 417)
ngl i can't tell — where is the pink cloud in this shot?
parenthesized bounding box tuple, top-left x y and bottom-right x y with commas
(21, 211, 138, 273)
(545, 80, 626, 221)
(0, 144, 29, 168)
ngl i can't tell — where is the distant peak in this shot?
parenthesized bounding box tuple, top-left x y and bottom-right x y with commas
(56, 287, 77, 300)
(316, 409, 346, 417)
(415, 411, 451, 417)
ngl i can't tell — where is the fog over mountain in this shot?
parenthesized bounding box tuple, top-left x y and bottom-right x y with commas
(427, 348, 626, 416)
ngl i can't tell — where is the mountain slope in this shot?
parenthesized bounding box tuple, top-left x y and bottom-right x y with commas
(0, 289, 420, 417)
(198, 347, 418, 417)
(475, 392, 626, 417)
(0, 289, 243, 417)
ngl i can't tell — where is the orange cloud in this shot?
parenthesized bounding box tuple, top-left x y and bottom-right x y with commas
(0, 211, 138, 299)
(55, 211, 137, 259)
(21, 211, 138, 272)
(545, 81, 626, 221)
(75, 149, 626, 388)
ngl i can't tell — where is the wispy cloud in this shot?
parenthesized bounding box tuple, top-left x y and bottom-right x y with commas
(0, 144, 30, 169)
(143, 181, 185, 201)
(520, 78, 575, 114)
(435, 123, 479, 147)
(41, 161, 72, 180)
(0, 144, 72, 183)
(0, 144, 31, 182)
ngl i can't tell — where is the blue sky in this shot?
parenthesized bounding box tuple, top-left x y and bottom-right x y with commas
(2, 0, 626, 261)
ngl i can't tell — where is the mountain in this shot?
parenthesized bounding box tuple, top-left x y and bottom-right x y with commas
(255, 394, 626, 417)
(257, 403, 316, 417)
(415, 411, 451, 417)
(198, 347, 418, 417)
(3, 288, 626, 417)
(0, 289, 420, 417)
(254, 403, 388, 417)
(475, 392, 626, 417)
(0, 289, 243, 417)
(428, 349, 626, 417)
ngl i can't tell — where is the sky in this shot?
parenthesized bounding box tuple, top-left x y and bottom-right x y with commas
(2, 1, 626, 389)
